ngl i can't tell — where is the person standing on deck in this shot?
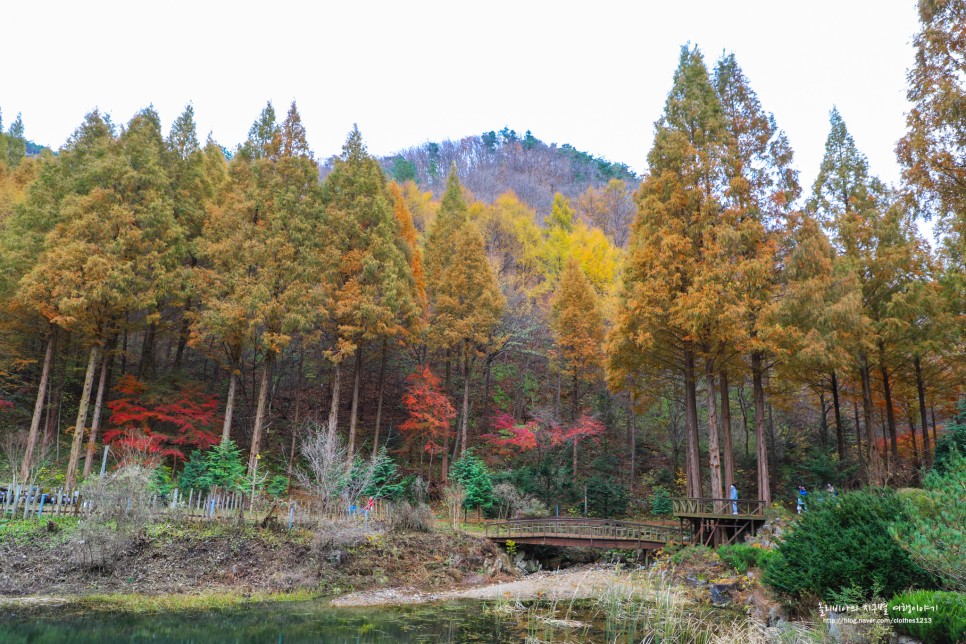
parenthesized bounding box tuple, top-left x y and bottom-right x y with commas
(729, 484, 739, 515)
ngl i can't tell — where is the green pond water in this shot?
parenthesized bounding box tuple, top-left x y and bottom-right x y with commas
(0, 599, 604, 643)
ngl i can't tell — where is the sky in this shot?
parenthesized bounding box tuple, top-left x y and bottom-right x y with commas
(4, 0, 919, 194)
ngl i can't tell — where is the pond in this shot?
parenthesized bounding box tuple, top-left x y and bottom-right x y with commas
(0, 598, 605, 643)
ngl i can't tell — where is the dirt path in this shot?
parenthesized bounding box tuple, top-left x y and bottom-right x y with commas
(330, 565, 629, 607)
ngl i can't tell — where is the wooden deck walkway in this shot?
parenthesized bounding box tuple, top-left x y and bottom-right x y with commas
(485, 497, 767, 550)
(672, 497, 767, 547)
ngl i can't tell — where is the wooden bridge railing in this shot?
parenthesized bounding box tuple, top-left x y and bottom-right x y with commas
(671, 497, 766, 517)
(485, 517, 686, 545)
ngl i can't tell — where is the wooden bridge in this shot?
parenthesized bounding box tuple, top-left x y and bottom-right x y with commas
(484, 497, 766, 550)
(485, 517, 687, 550)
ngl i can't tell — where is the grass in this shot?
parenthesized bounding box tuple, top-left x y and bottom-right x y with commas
(0, 517, 78, 543)
(70, 589, 320, 614)
(500, 567, 823, 643)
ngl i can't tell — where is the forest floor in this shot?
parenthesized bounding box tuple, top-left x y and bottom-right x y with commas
(0, 516, 514, 600)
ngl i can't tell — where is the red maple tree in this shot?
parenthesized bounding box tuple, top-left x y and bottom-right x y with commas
(483, 413, 604, 471)
(104, 375, 221, 465)
(399, 366, 456, 455)
(482, 413, 540, 455)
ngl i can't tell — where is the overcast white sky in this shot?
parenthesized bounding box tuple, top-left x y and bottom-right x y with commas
(4, 0, 918, 193)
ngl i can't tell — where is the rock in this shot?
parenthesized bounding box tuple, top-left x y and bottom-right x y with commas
(709, 583, 736, 607)
(826, 611, 841, 641)
(767, 606, 785, 626)
(326, 550, 343, 565)
(685, 575, 708, 586)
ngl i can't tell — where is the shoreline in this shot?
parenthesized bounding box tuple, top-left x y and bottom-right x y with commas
(0, 565, 641, 614)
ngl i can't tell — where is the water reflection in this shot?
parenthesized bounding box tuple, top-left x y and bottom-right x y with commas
(0, 599, 543, 643)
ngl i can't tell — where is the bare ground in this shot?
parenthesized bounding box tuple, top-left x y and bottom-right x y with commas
(330, 565, 636, 607)
(0, 519, 515, 598)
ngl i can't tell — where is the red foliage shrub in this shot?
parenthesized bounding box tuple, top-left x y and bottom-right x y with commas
(104, 375, 221, 464)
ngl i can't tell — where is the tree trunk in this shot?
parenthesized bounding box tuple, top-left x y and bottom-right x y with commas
(481, 353, 493, 430)
(372, 339, 388, 460)
(683, 344, 702, 499)
(907, 416, 921, 469)
(913, 356, 931, 468)
(751, 351, 770, 503)
(853, 400, 864, 462)
(819, 393, 829, 447)
(65, 344, 101, 490)
(138, 322, 156, 378)
(572, 439, 578, 477)
(82, 348, 113, 479)
(441, 353, 451, 482)
(248, 353, 272, 475)
(878, 349, 899, 465)
(287, 353, 304, 486)
(831, 370, 845, 461)
(347, 346, 363, 460)
(43, 334, 71, 453)
(120, 324, 129, 375)
(627, 397, 636, 492)
(705, 359, 723, 502)
(326, 360, 342, 443)
(459, 341, 472, 457)
(173, 297, 192, 369)
(737, 382, 750, 457)
(859, 355, 883, 485)
(719, 369, 734, 493)
(555, 370, 562, 420)
(20, 330, 56, 481)
(222, 358, 240, 443)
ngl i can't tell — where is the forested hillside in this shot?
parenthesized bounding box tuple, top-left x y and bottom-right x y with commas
(376, 129, 636, 217)
(0, 16, 962, 522)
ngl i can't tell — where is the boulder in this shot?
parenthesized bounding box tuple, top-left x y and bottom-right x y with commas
(709, 582, 736, 607)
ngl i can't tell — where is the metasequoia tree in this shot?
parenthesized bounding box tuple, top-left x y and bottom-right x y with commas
(608, 46, 729, 499)
(424, 170, 504, 475)
(18, 109, 181, 489)
(551, 256, 605, 422)
(194, 102, 323, 473)
(165, 105, 227, 369)
(897, 0, 966, 274)
(706, 52, 801, 502)
(320, 127, 417, 459)
(808, 108, 913, 483)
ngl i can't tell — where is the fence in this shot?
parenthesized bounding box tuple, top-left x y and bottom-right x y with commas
(671, 497, 766, 517)
(0, 483, 387, 529)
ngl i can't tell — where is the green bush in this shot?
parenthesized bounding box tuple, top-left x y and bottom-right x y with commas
(449, 450, 495, 511)
(670, 544, 713, 566)
(361, 447, 405, 500)
(887, 590, 965, 644)
(932, 399, 965, 475)
(892, 450, 966, 591)
(177, 440, 247, 495)
(717, 544, 775, 575)
(650, 487, 673, 516)
(586, 474, 628, 518)
(149, 466, 175, 500)
(763, 488, 934, 601)
(266, 475, 289, 498)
